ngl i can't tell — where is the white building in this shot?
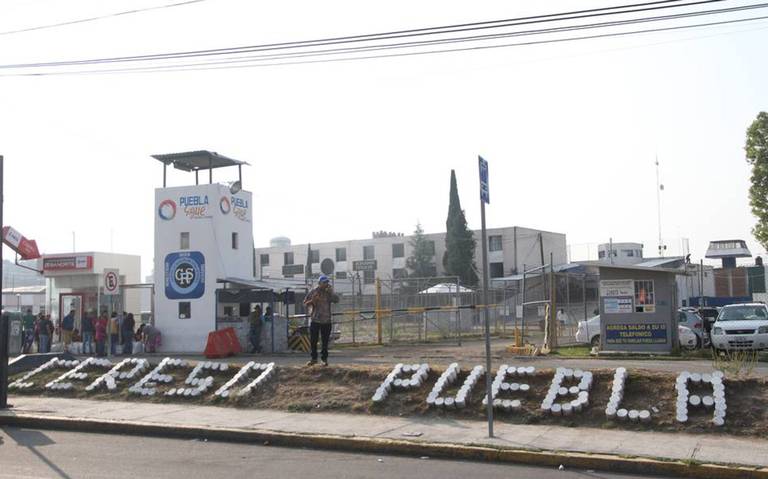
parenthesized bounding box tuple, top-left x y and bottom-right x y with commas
(2, 285, 46, 314)
(255, 226, 567, 294)
(40, 251, 142, 323)
(597, 242, 644, 265)
(152, 151, 254, 352)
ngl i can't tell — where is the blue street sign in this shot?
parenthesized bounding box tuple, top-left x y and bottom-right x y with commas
(479, 156, 489, 204)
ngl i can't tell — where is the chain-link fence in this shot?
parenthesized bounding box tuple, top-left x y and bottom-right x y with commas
(294, 272, 600, 348)
(492, 270, 600, 348)
(328, 276, 509, 345)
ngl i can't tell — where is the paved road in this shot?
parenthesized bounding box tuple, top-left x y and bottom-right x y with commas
(0, 427, 672, 479)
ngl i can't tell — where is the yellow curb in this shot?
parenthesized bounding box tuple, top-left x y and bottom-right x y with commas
(1, 413, 767, 479)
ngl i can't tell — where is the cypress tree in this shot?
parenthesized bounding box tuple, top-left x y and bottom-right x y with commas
(443, 170, 478, 286)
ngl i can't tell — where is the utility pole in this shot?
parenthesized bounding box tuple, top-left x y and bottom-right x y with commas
(699, 259, 705, 307)
(655, 157, 665, 256)
(0, 155, 8, 410)
(609, 237, 614, 265)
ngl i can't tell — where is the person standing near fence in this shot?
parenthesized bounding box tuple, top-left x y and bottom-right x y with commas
(38, 315, 54, 353)
(21, 308, 35, 354)
(82, 310, 95, 355)
(248, 305, 263, 354)
(303, 275, 339, 367)
(94, 312, 108, 357)
(61, 310, 75, 349)
(122, 313, 135, 355)
(109, 312, 121, 355)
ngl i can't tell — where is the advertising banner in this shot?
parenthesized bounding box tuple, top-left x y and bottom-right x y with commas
(43, 255, 93, 272)
(605, 323, 667, 344)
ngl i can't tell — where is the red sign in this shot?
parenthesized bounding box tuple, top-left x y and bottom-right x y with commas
(2, 226, 41, 260)
(43, 255, 93, 272)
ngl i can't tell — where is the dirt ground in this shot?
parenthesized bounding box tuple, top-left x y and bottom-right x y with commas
(10, 361, 768, 438)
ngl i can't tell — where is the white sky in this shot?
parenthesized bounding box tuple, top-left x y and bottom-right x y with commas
(0, 0, 766, 278)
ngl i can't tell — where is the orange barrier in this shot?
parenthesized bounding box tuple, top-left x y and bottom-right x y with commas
(204, 327, 242, 358)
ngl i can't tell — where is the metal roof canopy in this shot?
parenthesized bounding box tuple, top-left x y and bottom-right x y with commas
(151, 150, 249, 187)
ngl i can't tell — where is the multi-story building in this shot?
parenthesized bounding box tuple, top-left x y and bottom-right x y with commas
(597, 242, 644, 265)
(255, 226, 567, 294)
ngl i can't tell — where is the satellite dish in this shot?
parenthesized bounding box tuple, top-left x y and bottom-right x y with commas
(320, 258, 335, 275)
(229, 180, 242, 195)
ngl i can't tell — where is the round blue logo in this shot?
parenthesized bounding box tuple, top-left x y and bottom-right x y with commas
(165, 252, 205, 299)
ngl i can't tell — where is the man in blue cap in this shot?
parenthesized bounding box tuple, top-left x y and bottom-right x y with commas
(303, 274, 339, 366)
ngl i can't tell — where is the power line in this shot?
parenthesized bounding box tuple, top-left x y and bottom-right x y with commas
(107, 2, 767, 70)
(0, 0, 724, 68)
(0, 0, 210, 36)
(9, 8, 766, 76)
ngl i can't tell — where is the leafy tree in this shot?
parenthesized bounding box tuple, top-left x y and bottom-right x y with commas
(443, 170, 478, 286)
(746, 112, 768, 249)
(406, 222, 436, 278)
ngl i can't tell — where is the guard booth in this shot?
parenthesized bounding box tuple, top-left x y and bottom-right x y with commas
(216, 277, 305, 353)
(597, 264, 681, 353)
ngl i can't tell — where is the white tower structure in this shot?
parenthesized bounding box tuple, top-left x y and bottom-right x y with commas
(152, 151, 253, 352)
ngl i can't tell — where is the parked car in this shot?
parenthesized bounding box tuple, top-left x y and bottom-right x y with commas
(710, 303, 768, 353)
(697, 307, 720, 334)
(677, 309, 706, 348)
(678, 325, 698, 351)
(575, 314, 700, 350)
(575, 314, 601, 347)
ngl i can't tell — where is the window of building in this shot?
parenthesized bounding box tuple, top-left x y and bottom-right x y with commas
(393, 268, 408, 279)
(309, 249, 320, 263)
(426, 264, 438, 277)
(363, 245, 375, 260)
(180, 232, 190, 250)
(634, 280, 655, 313)
(231, 232, 239, 250)
(489, 262, 505, 278)
(336, 271, 347, 279)
(284, 252, 294, 265)
(335, 247, 347, 262)
(489, 235, 502, 252)
(425, 240, 435, 256)
(622, 249, 634, 257)
(598, 251, 606, 259)
(223, 306, 233, 317)
(239, 303, 251, 317)
(260, 254, 270, 266)
(363, 270, 375, 284)
(179, 302, 191, 319)
(392, 243, 405, 258)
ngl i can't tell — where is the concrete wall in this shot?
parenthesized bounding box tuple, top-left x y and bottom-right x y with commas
(599, 267, 678, 353)
(154, 184, 254, 352)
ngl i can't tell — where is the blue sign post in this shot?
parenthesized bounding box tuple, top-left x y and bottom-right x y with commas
(477, 155, 493, 437)
(479, 156, 489, 204)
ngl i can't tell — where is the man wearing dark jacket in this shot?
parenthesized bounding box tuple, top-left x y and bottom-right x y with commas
(303, 275, 339, 366)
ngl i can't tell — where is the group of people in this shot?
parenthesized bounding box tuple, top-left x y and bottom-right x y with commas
(21, 310, 55, 354)
(21, 308, 161, 357)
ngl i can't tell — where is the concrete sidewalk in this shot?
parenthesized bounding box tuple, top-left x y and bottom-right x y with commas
(2, 396, 768, 478)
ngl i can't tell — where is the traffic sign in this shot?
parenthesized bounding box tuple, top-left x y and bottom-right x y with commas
(103, 269, 120, 296)
(479, 156, 489, 204)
